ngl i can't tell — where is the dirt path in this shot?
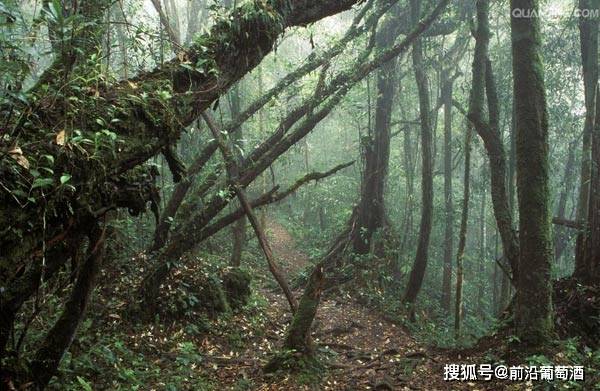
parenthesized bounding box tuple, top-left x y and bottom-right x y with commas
(264, 218, 310, 276)
(198, 218, 484, 390)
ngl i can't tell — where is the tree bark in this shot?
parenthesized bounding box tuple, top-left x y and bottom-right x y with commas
(403, 0, 434, 311)
(511, 0, 555, 345)
(455, 125, 472, 340)
(574, 0, 599, 278)
(467, 0, 519, 283)
(352, 5, 400, 255)
(554, 140, 577, 262)
(441, 69, 454, 313)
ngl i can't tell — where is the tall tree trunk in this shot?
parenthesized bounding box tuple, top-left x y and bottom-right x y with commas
(467, 0, 519, 284)
(403, 0, 434, 311)
(575, 0, 599, 280)
(455, 126, 472, 339)
(499, 100, 517, 313)
(587, 84, 600, 283)
(554, 140, 577, 263)
(441, 69, 454, 313)
(478, 175, 487, 316)
(352, 6, 400, 254)
(511, 0, 555, 345)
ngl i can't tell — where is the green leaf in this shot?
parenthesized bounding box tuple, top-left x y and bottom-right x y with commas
(76, 376, 93, 391)
(41, 154, 54, 164)
(31, 177, 54, 189)
(60, 174, 71, 184)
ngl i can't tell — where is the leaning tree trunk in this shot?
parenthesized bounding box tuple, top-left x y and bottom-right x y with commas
(137, 0, 451, 316)
(147, 0, 395, 253)
(202, 112, 298, 313)
(403, 0, 434, 311)
(277, 208, 359, 357)
(511, 0, 555, 346)
(466, 0, 520, 284)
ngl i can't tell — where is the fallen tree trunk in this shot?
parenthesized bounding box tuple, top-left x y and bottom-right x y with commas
(149, 0, 387, 252)
(1, 0, 365, 305)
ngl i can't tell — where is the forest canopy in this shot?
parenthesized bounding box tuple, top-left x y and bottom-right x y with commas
(1, 0, 599, 389)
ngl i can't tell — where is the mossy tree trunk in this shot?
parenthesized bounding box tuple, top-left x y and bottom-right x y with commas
(352, 6, 400, 255)
(403, 0, 434, 311)
(511, 0, 555, 345)
(574, 0, 599, 278)
(466, 0, 520, 285)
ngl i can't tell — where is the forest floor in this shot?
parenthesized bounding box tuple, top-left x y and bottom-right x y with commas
(62, 218, 547, 390)
(190, 219, 516, 390)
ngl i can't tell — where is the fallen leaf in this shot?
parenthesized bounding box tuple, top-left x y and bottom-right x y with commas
(8, 147, 29, 169)
(55, 129, 66, 145)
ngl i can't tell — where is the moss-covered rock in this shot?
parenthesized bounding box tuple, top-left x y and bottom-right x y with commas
(198, 275, 230, 315)
(222, 268, 251, 310)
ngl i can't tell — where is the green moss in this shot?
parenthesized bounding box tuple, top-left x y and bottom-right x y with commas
(222, 268, 252, 310)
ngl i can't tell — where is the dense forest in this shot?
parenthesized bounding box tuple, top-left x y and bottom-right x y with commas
(1, 0, 600, 389)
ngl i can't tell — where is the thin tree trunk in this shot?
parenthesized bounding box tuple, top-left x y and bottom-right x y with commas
(202, 112, 298, 313)
(185, 0, 204, 45)
(229, 84, 247, 267)
(467, 0, 519, 283)
(478, 175, 487, 317)
(455, 126, 472, 339)
(441, 69, 454, 313)
(554, 140, 577, 262)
